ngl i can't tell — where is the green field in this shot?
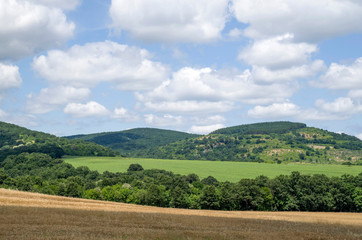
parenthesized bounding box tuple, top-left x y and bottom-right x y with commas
(64, 156, 362, 182)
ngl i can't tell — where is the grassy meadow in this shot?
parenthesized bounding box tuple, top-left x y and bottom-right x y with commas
(64, 156, 362, 182)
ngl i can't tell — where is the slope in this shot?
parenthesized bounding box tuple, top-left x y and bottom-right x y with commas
(65, 128, 200, 156)
(0, 121, 116, 161)
(144, 121, 362, 164)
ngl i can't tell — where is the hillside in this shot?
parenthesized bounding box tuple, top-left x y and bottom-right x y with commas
(65, 128, 200, 156)
(1, 189, 361, 240)
(142, 122, 362, 164)
(0, 121, 116, 161)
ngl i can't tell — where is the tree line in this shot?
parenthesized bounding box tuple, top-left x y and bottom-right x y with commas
(0, 152, 361, 212)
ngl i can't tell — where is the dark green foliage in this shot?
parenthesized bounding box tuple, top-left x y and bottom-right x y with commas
(0, 121, 117, 162)
(211, 121, 306, 135)
(127, 163, 144, 172)
(64, 128, 200, 156)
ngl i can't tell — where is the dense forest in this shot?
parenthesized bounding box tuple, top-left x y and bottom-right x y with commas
(0, 121, 117, 162)
(65, 128, 200, 156)
(0, 152, 361, 212)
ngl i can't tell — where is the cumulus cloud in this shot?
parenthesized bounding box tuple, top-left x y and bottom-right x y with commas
(247, 100, 355, 121)
(357, 133, 362, 140)
(137, 67, 297, 115)
(109, 0, 229, 43)
(248, 102, 301, 119)
(144, 114, 183, 127)
(348, 89, 362, 101)
(252, 60, 325, 83)
(318, 58, 362, 90)
(26, 86, 90, 114)
(0, 0, 75, 60)
(31, 0, 81, 10)
(32, 41, 169, 90)
(231, 0, 362, 42)
(64, 101, 110, 118)
(239, 34, 317, 69)
(144, 101, 234, 115)
(0, 63, 22, 91)
(315, 97, 362, 115)
(112, 107, 139, 122)
(189, 124, 225, 135)
(192, 115, 226, 125)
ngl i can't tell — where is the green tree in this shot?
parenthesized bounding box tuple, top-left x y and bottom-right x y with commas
(127, 163, 144, 172)
(200, 185, 221, 210)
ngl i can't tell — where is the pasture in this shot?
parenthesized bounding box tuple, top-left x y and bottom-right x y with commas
(64, 156, 362, 182)
(0, 189, 361, 240)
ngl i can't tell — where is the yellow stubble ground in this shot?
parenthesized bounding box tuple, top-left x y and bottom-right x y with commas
(0, 188, 361, 239)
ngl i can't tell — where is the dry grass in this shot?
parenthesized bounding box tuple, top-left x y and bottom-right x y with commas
(0, 188, 361, 240)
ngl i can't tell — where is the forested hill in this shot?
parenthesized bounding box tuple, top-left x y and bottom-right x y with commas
(212, 121, 307, 135)
(0, 121, 116, 161)
(62, 121, 362, 164)
(139, 122, 362, 164)
(65, 128, 200, 155)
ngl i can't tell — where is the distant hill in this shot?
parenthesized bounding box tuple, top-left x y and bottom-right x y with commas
(64, 121, 362, 164)
(212, 121, 307, 135)
(0, 121, 117, 161)
(3, 121, 361, 164)
(65, 128, 200, 156)
(140, 122, 362, 164)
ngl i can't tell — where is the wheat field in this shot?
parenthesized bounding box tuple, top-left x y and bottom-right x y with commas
(0, 188, 361, 239)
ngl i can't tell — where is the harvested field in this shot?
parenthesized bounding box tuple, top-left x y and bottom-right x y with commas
(0, 188, 361, 240)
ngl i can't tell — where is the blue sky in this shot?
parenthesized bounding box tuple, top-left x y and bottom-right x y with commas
(1, 0, 362, 138)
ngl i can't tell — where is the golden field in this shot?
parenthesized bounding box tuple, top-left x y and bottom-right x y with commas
(0, 188, 361, 239)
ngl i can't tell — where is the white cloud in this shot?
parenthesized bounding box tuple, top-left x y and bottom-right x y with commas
(315, 97, 362, 115)
(0, 0, 75, 60)
(357, 133, 362, 140)
(248, 102, 301, 118)
(144, 114, 183, 127)
(252, 60, 325, 83)
(0, 63, 22, 90)
(231, 0, 362, 42)
(348, 89, 362, 101)
(144, 101, 234, 114)
(228, 28, 243, 39)
(138, 67, 297, 115)
(64, 101, 110, 118)
(31, 0, 81, 10)
(192, 115, 226, 126)
(239, 34, 317, 69)
(247, 101, 350, 121)
(189, 124, 225, 135)
(318, 58, 362, 90)
(109, 0, 229, 43)
(26, 86, 90, 114)
(32, 41, 169, 90)
(112, 107, 139, 122)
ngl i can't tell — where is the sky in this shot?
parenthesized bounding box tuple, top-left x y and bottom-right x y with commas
(1, 0, 362, 137)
